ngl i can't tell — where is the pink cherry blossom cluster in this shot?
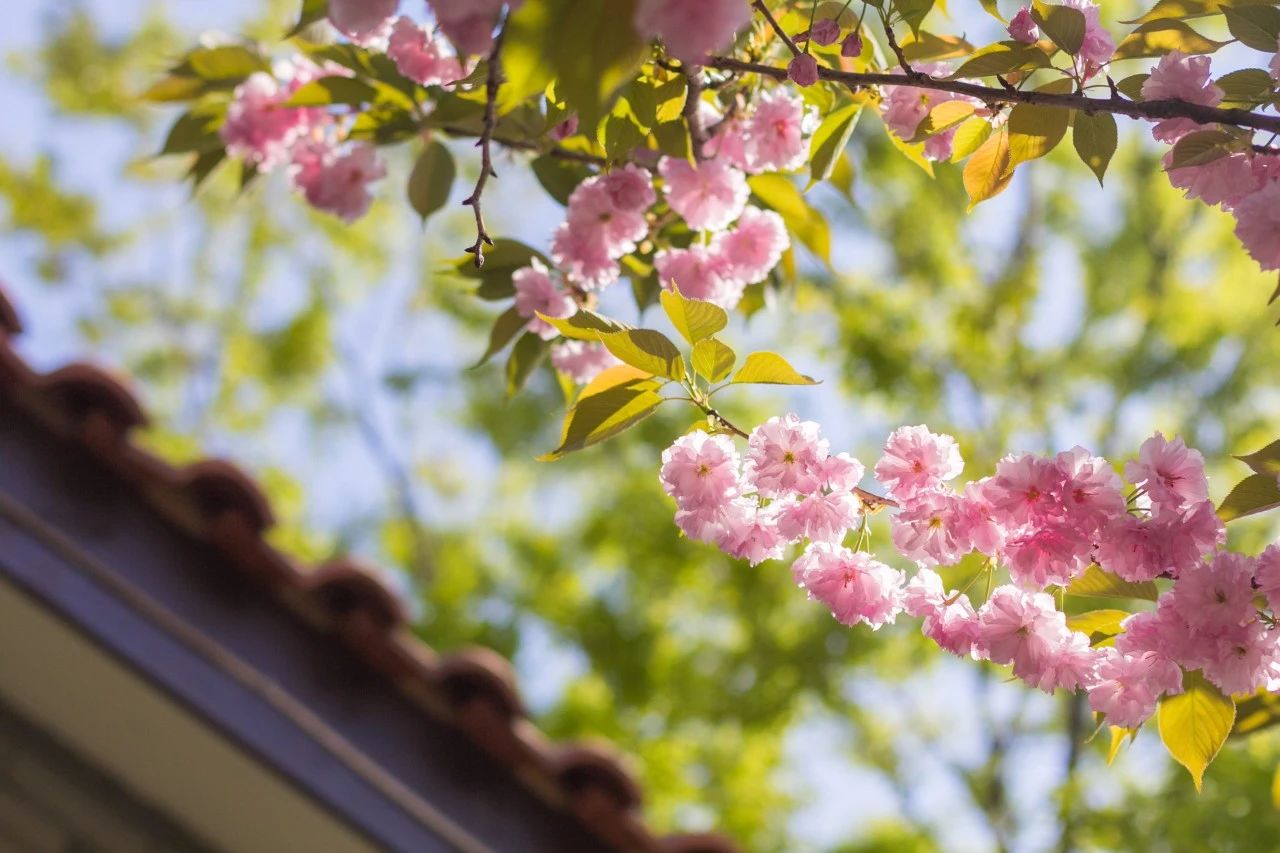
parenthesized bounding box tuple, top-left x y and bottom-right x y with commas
(661, 417, 1280, 730)
(328, 0, 516, 57)
(880, 65, 985, 162)
(1139, 49, 1280, 271)
(220, 57, 388, 222)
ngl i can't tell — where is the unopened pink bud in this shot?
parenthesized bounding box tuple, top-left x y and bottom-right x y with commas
(810, 18, 841, 46)
(788, 53, 819, 87)
(841, 31, 863, 57)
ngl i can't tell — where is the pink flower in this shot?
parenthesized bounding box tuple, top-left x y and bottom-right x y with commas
(660, 430, 743, 513)
(819, 452, 866, 493)
(955, 479, 1008, 557)
(1003, 521, 1091, 590)
(1056, 446, 1126, 532)
(792, 543, 905, 628)
(427, 0, 510, 55)
(1115, 606, 1189, 693)
(986, 453, 1063, 526)
(788, 54, 819, 87)
(220, 73, 315, 171)
(716, 499, 786, 565)
(386, 17, 466, 87)
(1031, 630, 1101, 693)
(880, 65, 977, 160)
(564, 178, 649, 258)
(290, 141, 386, 222)
(550, 223, 619, 289)
(1233, 180, 1280, 270)
(712, 206, 789, 284)
(1096, 514, 1170, 582)
(976, 585, 1067, 682)
(1163, 500, 1225, 575)
(633, 0, 752, 65)
(1087, 648, 1163, 728)
(329, 0, 398, 41)
(1007, 7, 1040, 43)
(890, 489, 969, 566)
(874, 425, 964, 504)
(1141, 51, 1224, 142)
(551, 115, 579, 140)
(1165, 150, 1261, 209)
(1061, 0, 1115, 72)
(1198, 621, 1277, 696)
(659, 157, 749, 232)
(841, 32, 863, 57)
(512, 259, 574, 339)
(654, 245, 744, 309)
(1124, 432, 1208, 516)
(1272, 36, 1280, 82)
(809, 18, 842, 46)
(744, 414, 828, 498)
(704, 117, 752, 170)
(550, 340, 621, 384)
(743, 90, 814, 173)
(776, 491, 860, 544)
(904, 568, 982, 657)
(600, 164, 656, 211)
(1256, 543, 1280, 613)
(1171, 551, 1257, 633)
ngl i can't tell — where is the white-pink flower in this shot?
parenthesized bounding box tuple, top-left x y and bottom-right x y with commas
(1087, 648, 1163, 728)
(1140, 50, 1223, 142)
(890, 488, 969, 566)
(1124, 432, 1209, 516)
(221, 73, 316, 171)
(512, 259, 574, 339)
(600, 164, 657, 211)
(1007, 7, 1040, 43)
(550, 222, 619, 289)
(1234, 180, 1280, 270)
(633, 0, 752, 65)
(1256, 543, 1280, 613)
(654, 245, 744, 309)
(792, 543, 905, 628)
(660, 430, 743, 514)
(1061, 0, 1115, 73)
(387, 17, 466, 87)
(1171, 551, 1257, 633)
(1003, 521, 1092, 590)
(874, 425, 964, 504)
(716, 499, 786, 565)
(712, 206, 789, 285)
(744, 414, 829, 498)
(976, 585, 1067, 683)
(658, 156, 749, 232)
(742, 90, 814, 173)
(329, 0, 398, 41)
(290, 141, 386, 222)
(775, 491, 860, 544)
(427, 0, 511, 55)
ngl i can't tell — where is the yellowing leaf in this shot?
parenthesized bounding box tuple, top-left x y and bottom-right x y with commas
(1067, 564, 1159, 601)
(963, 128, 1012, 209)
(950, 117, 993, 162)
(731, 351, 819, 386)
(1107, 726, 1137, 764)
(539, 381, 665, 460)
(692, 339, 737, 383)
(1114, 19, 1230, 59)
(911, 100, 977, 141)
(597, 328, 686, 380)
(1006, 103, 1069, 170)
(1067, 608, 1130, 645)
(1218, 473, 1280, 521)
(1072, 111, 1117, 185)
(952, 42, 1053, 78)
(1273, 763, 1280, 808)
(660, 288, 728, 345)
(1158, 670, 1235, 791)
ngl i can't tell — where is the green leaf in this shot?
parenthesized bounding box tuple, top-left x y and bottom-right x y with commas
(186, 45, 269, 81)
(691, 339, 737, 383)
(1218, 472, 1280, 521)
(1032, 2, 1087, 54)
(660, 289, 728, 345)
(506, 332, 549, 395)
(1225, 5, 1280, 50)
(141, 75, 207, 102)
(287, 0, 329, 37)
(1215, 68, 1280, 107)
(474, 306, 527, 367)
(1006, 103, 1069, 169)
(895, 0, 937, 35)
(407, 140, 456, 223)
(286, 76, 379, 107)
(748, 174, 832, 264)
(1072, 111, 1117, 184)
(1236, 437, 1280, 476)
(1233, 690, 1280, 737)
(951, 41, 1052, 78)
(1159, 670, 1235, 791)
(539, 310, 630, 340)
(950, 117, 993, 162)
(161, 110, 224, 156)
(1066, 608, 1130, 645)
(539, 367, 666, 459)
(450, 238, 553, 299)
(963, 128, 1012, 210)
(731, 351, 819, 385)
(1114, 19, 1230, 59)
(1116, 73, 1150, 100)
(1168, 129, 1239, 168)
(597, 329, 685, 380)
(1067, 564, 1159, 601)
(1128, 0, 1279, 25)
(901, 32, 976, 61)
(807, 103, 862, 190)
(531, 155, 592, 205)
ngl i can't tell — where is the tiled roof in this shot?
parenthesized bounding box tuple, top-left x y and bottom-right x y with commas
(0, 285, 735, 853)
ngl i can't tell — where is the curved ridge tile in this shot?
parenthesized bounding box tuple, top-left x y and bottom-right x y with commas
(437, 647, 525, 719)
(554, 743, 644, 812)
(39, 363, 147, 435)
(307, 558, 410, 634)
(659, 834, 740, 853)
(179, 459, 275, 533)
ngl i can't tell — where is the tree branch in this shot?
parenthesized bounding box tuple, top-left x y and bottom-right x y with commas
(461, 23, 507, 268)
(752, 0, 801, 56)
(683, 66, 709, 161)
(706, 55, 1280, 134)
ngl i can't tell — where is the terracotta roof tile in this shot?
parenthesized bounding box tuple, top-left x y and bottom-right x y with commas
(0, 284, 737, 853)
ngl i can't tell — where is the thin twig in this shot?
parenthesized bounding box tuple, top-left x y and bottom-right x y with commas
(753, 0, 801, 56)
(438, 124, 606, 165)
(706, 55, 1280, 134)
(683, 66, 709, 161)
(461, 24, 507, 269)
(881, 16, 920, 80)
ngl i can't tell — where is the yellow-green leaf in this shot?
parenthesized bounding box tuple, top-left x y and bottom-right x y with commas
(539, 375, 665, 460)
(1169, 128, 1239, 168)
(1067, 564, 1159, 601)
(1007, 103, 1069, 170)
(951, 41, 1052, 78)
(660, 288, 728, 345)
(538, 310, 630, 341)
(474, 306, 527, 367)
(1273, 763, 1280, 808)
(407, 140, 456, 223)
(1225, 5, 1280, 50)
(692, 339, 737, 383)
(1158, 670, 1235, 791)
(1236, 437, 1280, 476)
(901, 32, 976, 61)
(963, 128, 1012, 209)
(731, 351, 819, 385)
(597, 328, 686, 380)
(1067, 608, 1130, 645)
(1114, 19, 1230, 59)
(950, 117, 993, 162)
(286, 76, 379, 107)
(1107, 726, 1137, 764)
(910, 100, 977, 141)
(505, 331, 548, 395)
(1072, 111, 1117, 184)
(1218, 472, 1280, 521)
(1032, 2, 1087, 54)
(1216, 68, 1279, 107)
(807, 103, 863, 190)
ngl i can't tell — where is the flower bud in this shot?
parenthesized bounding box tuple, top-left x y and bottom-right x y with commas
(810, 17, 841, 46)
(840, 31, 863, 57)
(1007, 7, 1040, 44)
(788, 53, 819, 87)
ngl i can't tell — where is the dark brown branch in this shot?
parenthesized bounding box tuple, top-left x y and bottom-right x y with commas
(461, 25, 507, 268)
(707, 55, 1280, 134)
(683, 67, 709, 161)
(753, 0, 801, 55)
(881, 17, 920, 80)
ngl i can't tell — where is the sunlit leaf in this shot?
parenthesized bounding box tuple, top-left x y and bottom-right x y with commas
(1032, 2, 1087, 54)
(731, 351, 819, 385)
(691, 339, 737, 383)
(1114, 19, 1230, 59)
(1066, 608, 1130, 645)
(807, 102, 862, 190)
(1072, 111, 1117, 184)
(1067, 564, 1159, 601)
(539, 310, 631, 340)
(1107, 726, 1137, 764)
(597, 328, 686, 380)
(963, 128, 1012, 210)
(506, 331, 549, 395)
(474, 306, 527, 366)
(951, 41, 1052, 78)
(286, 76, 379, 107)
(1217, 472, 1280, 521)
(539, 376, 666, 459)
(1236, 437, 1280, 476)
(660, 288, 728, 345)
(950, 117, 993, 162)
(1159, 670, 1235, 791)
(1006, 103, 1069, 170)
(1225, 5, 1280, 50)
